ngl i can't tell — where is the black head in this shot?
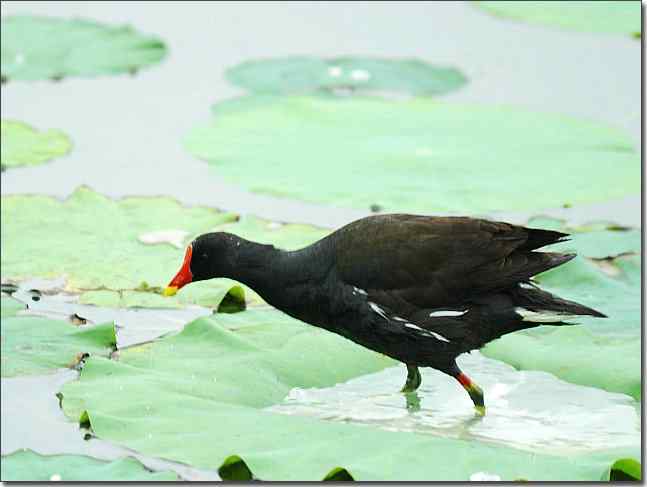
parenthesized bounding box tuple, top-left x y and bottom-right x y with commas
(164, 232, 241, 295)
(190, 232, 241, 281)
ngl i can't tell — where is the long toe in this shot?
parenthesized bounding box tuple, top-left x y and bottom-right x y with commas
(468, 383, 486, 416)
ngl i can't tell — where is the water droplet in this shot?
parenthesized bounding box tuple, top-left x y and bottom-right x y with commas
(470, 472, 501, 481)
(350, 69, 371, 81)
(327, 66, 342, 77)
(50, 474, 62, 482)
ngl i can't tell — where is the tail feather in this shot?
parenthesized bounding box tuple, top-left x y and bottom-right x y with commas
(512, 282, 607, 319)
(520, 227, 570, 251)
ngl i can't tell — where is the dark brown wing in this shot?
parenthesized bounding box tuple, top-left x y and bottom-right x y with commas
(332, 214, 568, 313)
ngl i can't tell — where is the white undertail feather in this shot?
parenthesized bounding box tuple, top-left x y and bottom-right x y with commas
(371, 306, 451, 343)
(515, 307, 580, 323)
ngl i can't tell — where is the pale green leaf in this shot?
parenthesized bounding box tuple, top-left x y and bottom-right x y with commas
(0, 449, 177, 481)
(1, 120, 71, 169)
(1, 15, 167, 81)
(184, 96, 639, 214)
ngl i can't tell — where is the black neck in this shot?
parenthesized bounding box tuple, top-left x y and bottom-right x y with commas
(222, 238, 331, 311)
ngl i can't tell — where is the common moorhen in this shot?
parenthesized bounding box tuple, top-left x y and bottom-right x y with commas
(164, 214, 605, 415)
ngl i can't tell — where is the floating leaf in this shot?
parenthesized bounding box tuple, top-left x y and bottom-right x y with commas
(218, 455, 254, 481)
(1, 15, 167, 81)
(216, 286, 246, 313)
(1, 120, 71, 169)
(226, 56, 467, 96)
(184, 96, 639, 214)
(0, 449, 177, 481)
(607, 458, 641, 481)
(323, 467, 354, 481)
(60, 310, 635, 481)
(0, 187, 327, 308)
(1, 296, 116, 377)
(1, 295, 25, 318)
(475, 1, 641, 36)
(483, 223, 640, 399)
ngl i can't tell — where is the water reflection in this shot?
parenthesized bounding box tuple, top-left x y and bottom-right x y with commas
(268, 352, 639, 454)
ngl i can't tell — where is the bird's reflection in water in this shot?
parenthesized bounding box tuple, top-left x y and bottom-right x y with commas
(404, 391, 421, 412)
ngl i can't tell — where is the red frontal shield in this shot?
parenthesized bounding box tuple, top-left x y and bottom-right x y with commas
(164, 244, 193, 296)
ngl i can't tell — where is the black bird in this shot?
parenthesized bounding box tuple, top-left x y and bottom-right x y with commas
(164, 214, 605, 415)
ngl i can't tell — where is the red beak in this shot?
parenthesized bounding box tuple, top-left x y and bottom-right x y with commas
(163, 244, 193, 296)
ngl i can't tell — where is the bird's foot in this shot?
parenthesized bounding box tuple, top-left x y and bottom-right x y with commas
(404, 392, 421, 412)
(400, 364, 422, 393)
(455, 372, 486, 416)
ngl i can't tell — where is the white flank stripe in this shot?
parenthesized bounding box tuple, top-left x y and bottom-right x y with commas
(353, 287, 368, 296)
(404, 323, 451, 343)
(369, 302, 389, 320)
(429, 310, 467, 318)
(404, 322, 424, 331)
(428, 331, 451, 343)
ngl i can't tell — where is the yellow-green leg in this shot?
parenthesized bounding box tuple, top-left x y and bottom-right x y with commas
(401, 364, 421, 393)
(456, 371, 485, 416)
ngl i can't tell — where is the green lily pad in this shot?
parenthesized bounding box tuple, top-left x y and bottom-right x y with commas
(1, 296, 116, 377)
(60, 310, 636, 481)
(1, 120, 71, 170)
(1, 15, 167, 81)
(217, 455, 255, 481)
(475, 1, 641, 36)
(0, 187, 328, 309)
(607, 458, 642, 481)
(0, 449, 177, 481)
(226, 56, 467, 96)
(323, 467, 355, 481)
(184, 96, 639, 214)
(483, 222, 641, 399)
(1, 295, 25, 318)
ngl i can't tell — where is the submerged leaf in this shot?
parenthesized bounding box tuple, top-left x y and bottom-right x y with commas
(185, 96, 639, 214)
(1, 120, 71, 169)
(226, 56, 467, 96)
(0, 449, 177, 481)
(1, 15, 167, 81)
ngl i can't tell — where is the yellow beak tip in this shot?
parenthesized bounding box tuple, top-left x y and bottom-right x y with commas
(474, 405, 486, 416)
(163, 286, 178, 297)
